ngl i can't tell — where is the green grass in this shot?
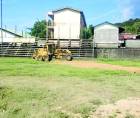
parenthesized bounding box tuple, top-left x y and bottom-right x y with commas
(96, 58, 140, 67)
(0, 57, 140, 118)
(0, 57, 129, 78)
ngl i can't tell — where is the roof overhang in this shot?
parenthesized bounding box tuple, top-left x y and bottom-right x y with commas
(94, 21, 125, 33)
(0, 28, 23, 37)
(52, 7, 81, 14)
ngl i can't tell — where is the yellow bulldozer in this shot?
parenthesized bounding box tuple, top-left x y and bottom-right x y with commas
(32, 43, 73, 61)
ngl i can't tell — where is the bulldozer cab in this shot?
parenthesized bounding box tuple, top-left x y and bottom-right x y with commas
(44, 43, 56, 54)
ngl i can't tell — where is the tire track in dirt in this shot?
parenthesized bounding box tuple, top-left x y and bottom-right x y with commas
(55, 60, 140, 73)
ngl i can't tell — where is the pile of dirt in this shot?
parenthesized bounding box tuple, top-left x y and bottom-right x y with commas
(90, 98, 140, 118)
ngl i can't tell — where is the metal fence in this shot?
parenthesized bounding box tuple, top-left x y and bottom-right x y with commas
(0, 39, 94, 57)
(1, 39, 140, 59)
(0, 43, 38, 57)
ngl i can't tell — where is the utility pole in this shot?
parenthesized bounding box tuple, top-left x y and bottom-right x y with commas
(1, 0, 3, 53)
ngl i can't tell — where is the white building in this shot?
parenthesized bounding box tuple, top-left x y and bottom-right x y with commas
(94, 22, 124, 48)
(0, 28, 22, 43)
(0, 28, 35, 44)
(47, 7, 86, 39)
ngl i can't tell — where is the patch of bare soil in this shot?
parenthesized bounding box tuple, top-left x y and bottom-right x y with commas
(55, 60, 140, 73)
(90, 98, 140, 118)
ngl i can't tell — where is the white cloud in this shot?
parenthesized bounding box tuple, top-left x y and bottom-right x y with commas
(122, 7, 133, 20)
(117, 0, 134, 21)
(92, 9, 118, 20)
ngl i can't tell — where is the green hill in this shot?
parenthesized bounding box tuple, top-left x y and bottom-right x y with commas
(116, 18, 140, 34)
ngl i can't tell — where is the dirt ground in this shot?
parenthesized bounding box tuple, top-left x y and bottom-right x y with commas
(90, 98, 140, 118)
(54, 61, 140, 117)
(55, 60, 140, 73)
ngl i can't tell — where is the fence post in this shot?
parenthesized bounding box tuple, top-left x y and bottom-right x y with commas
(69, 39, 71, 47)
(92, 41, 95, 58)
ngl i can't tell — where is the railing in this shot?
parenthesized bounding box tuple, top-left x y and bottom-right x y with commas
(0, 44, 94, 58)
(0, 43, 39, 57)
(1, 39, 140, 58)
(0, 39, 94, 57)
(48, 39, 93, 48)
(47, 22, 55, 28)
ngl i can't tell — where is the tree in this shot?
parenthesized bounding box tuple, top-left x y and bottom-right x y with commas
(133, 22, 140, 34)
(80, 25, 94, 39)
(30, 20, 47, 38)
(116, 18, 140, 34)
(87, 25, 94, 39)
(80, 28, 87, 39)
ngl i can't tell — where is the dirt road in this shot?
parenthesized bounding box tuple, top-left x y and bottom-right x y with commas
(55, 60, 140, 73)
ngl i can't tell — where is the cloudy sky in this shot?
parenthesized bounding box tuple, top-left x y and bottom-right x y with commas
(2, 0, 140, 33)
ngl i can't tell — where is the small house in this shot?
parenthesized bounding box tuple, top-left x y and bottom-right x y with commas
(94, 22, 124, 48)
(0, 28, 35, 44)
(0, 28, 22, 43)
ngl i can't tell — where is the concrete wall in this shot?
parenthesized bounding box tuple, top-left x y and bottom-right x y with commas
(126, 40, 140, 48)
(95, 48, 140, 59)
(94, 24, 119, 48)
(54, 10, 81, 39)
(95, 43, 119, 48)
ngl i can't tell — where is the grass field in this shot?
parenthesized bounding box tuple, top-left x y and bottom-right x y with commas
(96, 58, 140, 67)
(0, 58, 140, 118)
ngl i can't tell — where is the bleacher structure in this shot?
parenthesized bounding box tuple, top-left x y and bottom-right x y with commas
(0, 43, 39, 57)
(0, 39, 94, 57)
(63, 40, 94, 57)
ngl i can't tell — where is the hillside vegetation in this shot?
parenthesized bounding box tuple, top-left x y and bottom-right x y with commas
(116, 18, 140, 34)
